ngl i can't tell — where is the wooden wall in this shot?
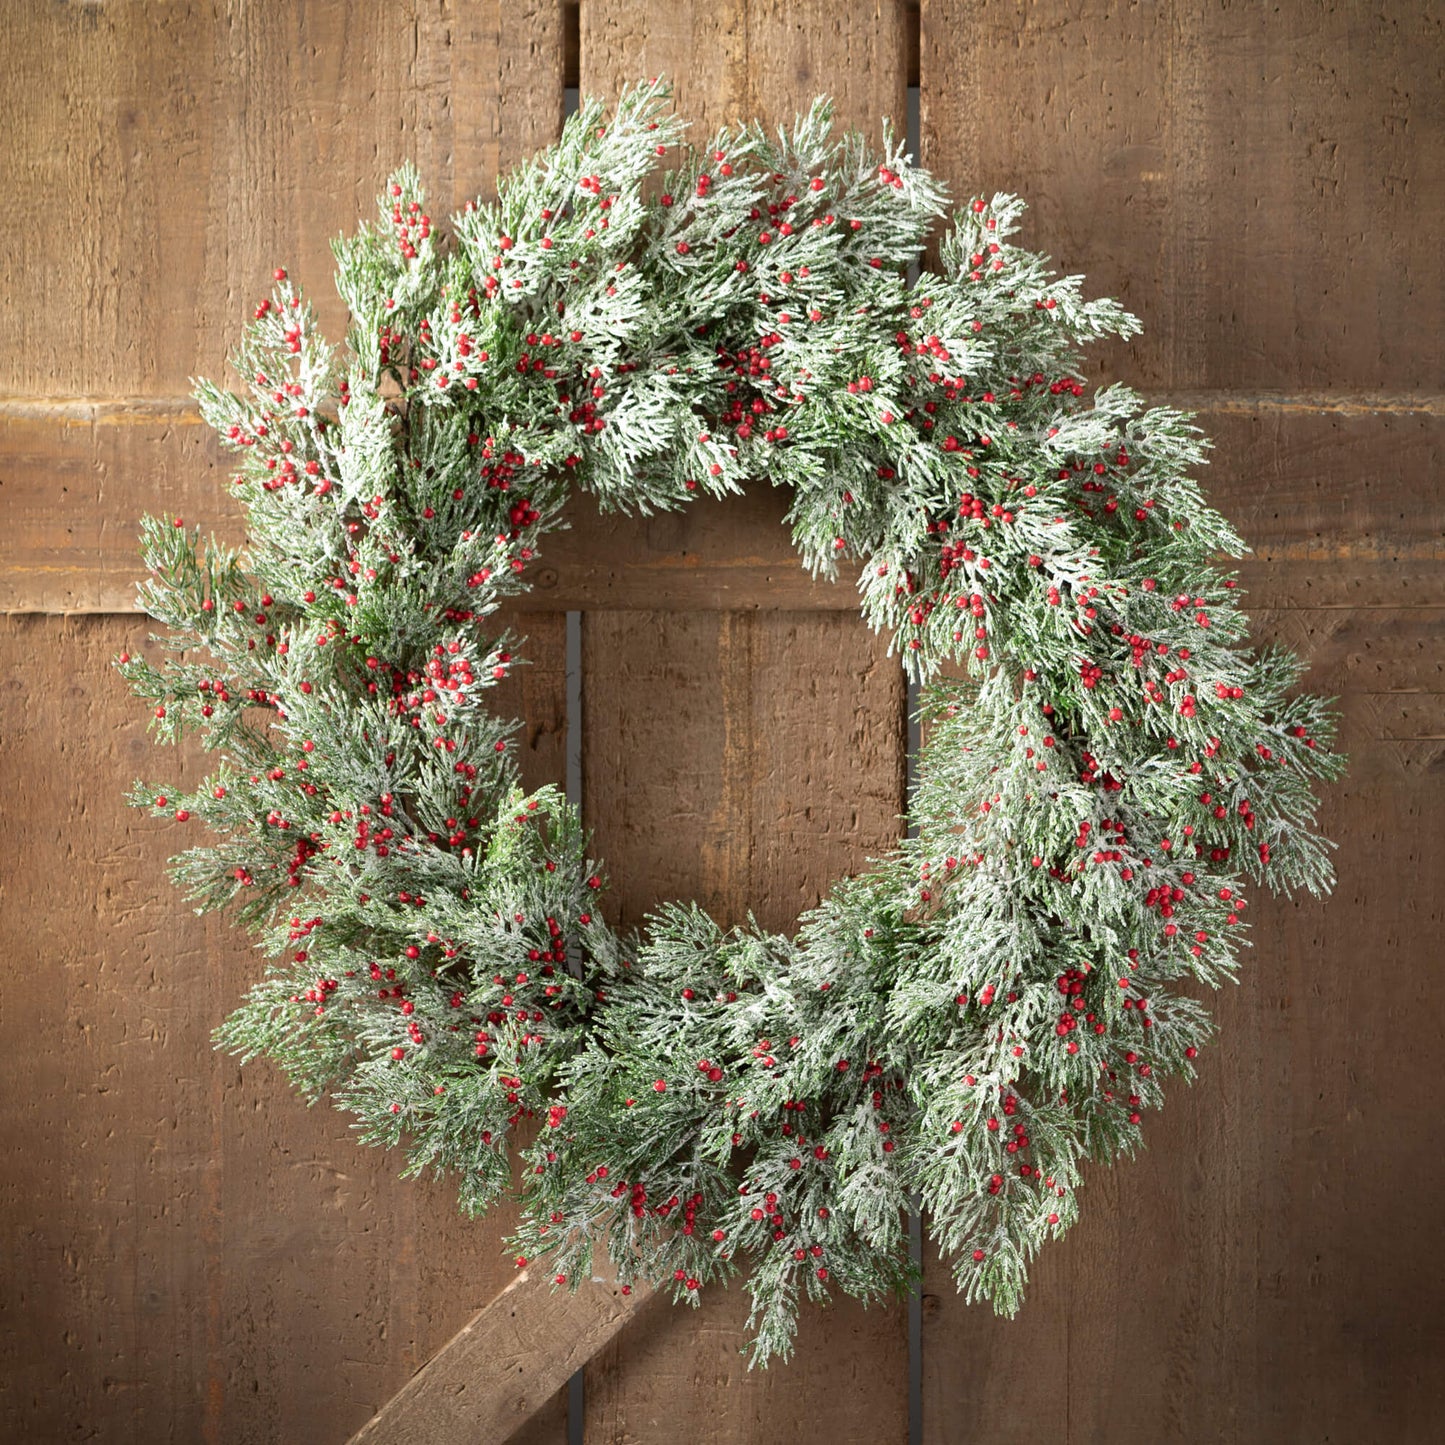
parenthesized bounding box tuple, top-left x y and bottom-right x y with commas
(1, 2, 1441, 1441)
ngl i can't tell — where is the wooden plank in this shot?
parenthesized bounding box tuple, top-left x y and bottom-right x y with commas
(0, 6, 573, 1438)
(210, 612, 571, 1445)
(920, 0, 1445, 394)
(0, 613, 224, 1442)
(921, 688, 1445, 1444)
(581, 611, 909, 1443)
(583, 0, 910, 143)
(1247, 607, 1445, 693)
(0, 606, 571, 1445)
(582, 611, 909, 934)
(347, 1267, 650, 1445)
(426, 611, 572, 1445)
(575, 18, 911, 1430)
(2, 400, 1442, 613)
(0, 0, 564, 399)
(919, 3, 1445, 1441)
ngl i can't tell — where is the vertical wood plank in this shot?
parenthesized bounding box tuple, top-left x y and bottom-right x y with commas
(0, 615, 217, 1443)
(583, 0, 909, 144)
(920, 0, 1444, 392)
(578, 10, 912, 1434)
(0, 3, 568, 1437)
(582, 611, 908, 1444)
(920, 682, 1445, 1444)
(919, 4, 1445, 1441)
(212, 611, 571, 1445)
(0, 0, 564, 399)
(414, 612, 573, 1445)
(0, 612, 570, 1445)
(583, 612, 907, 939)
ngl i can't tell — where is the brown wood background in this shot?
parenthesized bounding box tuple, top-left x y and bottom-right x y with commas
(2, 2, 1441, 1441)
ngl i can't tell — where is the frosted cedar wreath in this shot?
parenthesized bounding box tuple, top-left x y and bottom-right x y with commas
(119, 81, 1342, 1364)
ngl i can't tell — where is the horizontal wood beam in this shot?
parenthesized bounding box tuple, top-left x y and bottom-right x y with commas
(2, 395, 1441, 614)
(8, 390, 1441, 420)
(346, 1267, 652, 1445)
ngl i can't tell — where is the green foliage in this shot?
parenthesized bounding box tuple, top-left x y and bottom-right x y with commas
(120, 80, 1343, 1365)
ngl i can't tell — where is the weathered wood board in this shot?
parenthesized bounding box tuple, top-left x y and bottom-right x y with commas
(1, 6, 572, 1440)
(571, 6, 913, 1437)
(919, 675, 1445, 1442)
(917, 2, 1445, 1439)
(4, 397, 1441, 615)
(581, 611, 909, 1442)
(1, 0, 565, 398)
(0, 611, 570, 1444)
(348, 1265, 647, 1445)
(920, 0, 1444, 394)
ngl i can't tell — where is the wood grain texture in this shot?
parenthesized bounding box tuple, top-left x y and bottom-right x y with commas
(0, 611, 569, 1445)
(0, 0, 563, 399)
(920, 0, 1445, 393)
(1, 13, 567, 1432)
(4, 400, 1439, 614)
(583, 611, 908, 936)
(347, 1267, 647, 1445)
(919, 3, 1445, 1441)
(581, 610, 909, 1442)
(920, 682, 1445, 1444)
(582, 0, 909, 143)
(576, 5, 911, 1420)
(3, 0, 1444, 1440)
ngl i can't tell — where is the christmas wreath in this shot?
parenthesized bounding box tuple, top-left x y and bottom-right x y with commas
(120, 82, 1342, 1363)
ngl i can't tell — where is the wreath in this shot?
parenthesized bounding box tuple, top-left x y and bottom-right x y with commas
(120, 82, 1342, 1364)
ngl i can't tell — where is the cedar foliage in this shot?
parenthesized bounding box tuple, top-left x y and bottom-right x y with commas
(120, 82, 1342, 1363)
